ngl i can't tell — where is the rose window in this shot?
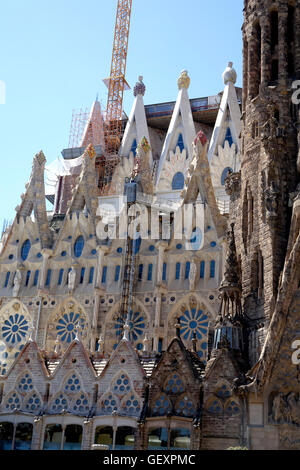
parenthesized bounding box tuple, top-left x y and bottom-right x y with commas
(18, 374, 34, 393)
(113, 310, 145, 350)
(56, 312, 85, 343)
(64, 374, 81, 393)
(164, 374, 185, 394)
(5, 393, 21, 411)
(25, 394, 42, 413)
(179, 308, 208, 358)
(112, 373, 131, 396)
(1, 314, 29, 345)
(152, 394, 172, 416)
(175, 396, 196, 417)
(51, 394, 68, 413)
(72, 394, 89, 414)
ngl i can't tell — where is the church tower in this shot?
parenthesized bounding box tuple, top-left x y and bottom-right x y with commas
(231, 0, 300, 364)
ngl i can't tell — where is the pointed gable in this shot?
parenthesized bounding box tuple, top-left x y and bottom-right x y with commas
(119, 76, 153, 166)
(80, 99, 105, 149)
(208, 63, 242, 203)
(156, 70, 196, 191)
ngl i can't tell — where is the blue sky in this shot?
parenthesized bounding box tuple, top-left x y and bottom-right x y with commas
(0, 0, 244, 226)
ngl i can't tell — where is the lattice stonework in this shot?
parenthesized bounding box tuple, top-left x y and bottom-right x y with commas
(0, 301, 31, 376)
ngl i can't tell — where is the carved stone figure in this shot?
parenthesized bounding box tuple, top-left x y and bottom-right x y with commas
(68, 266, 76, 291)
(189, 260, 197, 291)
(287, 393, 300, 426)
(12, 269, 22, 298)
(272, 393, 287, 424)
(265, 181, 279, 218)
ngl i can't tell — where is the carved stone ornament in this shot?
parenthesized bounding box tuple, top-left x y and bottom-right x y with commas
(265, 181, 280, 218)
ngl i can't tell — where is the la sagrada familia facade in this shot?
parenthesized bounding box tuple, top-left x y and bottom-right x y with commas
(0, 0, 299, 451)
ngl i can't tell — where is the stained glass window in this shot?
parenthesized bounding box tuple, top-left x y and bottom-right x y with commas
(224, 127, 233, 147)
(200, 261, 205, 278)
(175, 396, 196, 417)
(21, 239, 31, 261)
(89, 267, 94, 284)
(33, 270, 39, 287)
(175, 263, 181, 280)
(58, 269, 64, 286)
(172, 172, 185, 190)
(176, 133, 185, 152)
(164, 374, 185, 394)
(115, 265, 121, 282)
(152, 394, 172, 416)
(74, 236, 84, 258)
(147, 264, 153, 281)
(4, 272, 10, 288)
(64, 373, 81, 393)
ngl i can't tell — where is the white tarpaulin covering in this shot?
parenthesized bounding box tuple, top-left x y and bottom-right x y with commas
(45, 155, 83, 195)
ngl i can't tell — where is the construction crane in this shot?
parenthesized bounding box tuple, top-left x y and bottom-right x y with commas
(103, 0, 132, 155)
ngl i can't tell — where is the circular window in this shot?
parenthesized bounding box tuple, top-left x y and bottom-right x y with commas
(21, 239, 31, 261)
(61, 251, 67, 257)
(74, 236, 84, 258)
(117, 247, 123, 254)
(210, 241, 217, 247)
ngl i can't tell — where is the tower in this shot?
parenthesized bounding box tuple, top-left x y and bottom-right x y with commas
(232, 0, 300, 363)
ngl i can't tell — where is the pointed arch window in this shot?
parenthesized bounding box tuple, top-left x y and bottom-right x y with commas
(206, 397, 223, 414)
(121, 393, 141, 417)
(175, 262, 181, 280)
(130, 138, 137, 157)
(74, 236, 84, 258)
(176, 133, 185, 152)
(147, 264, 153, 281)
(138, 264, 143, 281)
(3, 392, 21, 412)
(152, 394, 172, 417)
(224, 127, 233, 147)
(80, 267, 85, 284)
(25, 271, 31, 287)
(88, 267, 94, 284)
(4, 272, 10, 288)
(175, 395, 196, 417)
(115, 265, 121, 282)
(172, 172, 185, 190)
(45, 269, 52, 287)
(21, 239, 31, 261)
(185, 262, 190, 280)
(164, 373, 185, 394)
(58, 269, 64, 286)
(162, 263, 167, 281)
(200, 261, 205, 279)
(221, 167, 233, 186)
(101, 266, 107, 284)
(210, 260, 216, 278)
(33, 270, 39, 287)
(50, 393, 69, 413)
(71, 393, 89, 415)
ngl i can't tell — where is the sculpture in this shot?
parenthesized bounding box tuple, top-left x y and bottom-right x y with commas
(68, 266, 76, 291)
(12, 270, 22, 298)
(189, 260, 197, 291)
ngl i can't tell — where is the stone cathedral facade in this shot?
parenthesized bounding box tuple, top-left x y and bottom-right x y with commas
(0, 0, 300, 451)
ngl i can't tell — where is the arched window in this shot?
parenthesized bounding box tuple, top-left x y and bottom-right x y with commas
(74, 236, 84, 258)
(138, 264, 143, 281)
(176, 133, 185, 152)
(101, 266, 107, 283)
(216, 383, 232, 399)
(221, 167, 233, 186)
(115, 265, 121, 282)
(71, 393, 90, 415)
(63, 424, 82, 450)
(58, 269, 64, 286)
(94, 426, 113, 449)
(206, 397, 223, 414)
(172, 172, 185, 190)
(0, 422, 14, 450)
(21, 239, 31, 261)
(4, 272, 10, 288)
(152, 394, 172, 416)
(185, 262, 190, 280)
(14, 423, 33, 450)
(121, 393, 141, 417)
(224, 127, 233, 147)
(162, 263, 167, 281)
(175, 395, 196, 417)
(25, 392, 42, 413)
(3, 392, 21, 412)
(147, 264, 153, 281)
(45, 269, 52, 287)
(33, 270, 39, 287)
(64, 373, 82, 394)
(210, 260, 216, 278)
(112, 372, 131, 396)
(50, 393, 69, 413)
(80, 267, 85, 284)
(175, 262, 181, 280)
(88, 266, 94, 284)
(224, 399, 241, 416)
(130, 138, 137, 157)
(43, 425, 62, 450)
(25, 270, 31, 287)
(200, 261, 205, 278)
(100, 393, 119, 414)
(164, 373, 185, 394)
(189, 227, 203, 250)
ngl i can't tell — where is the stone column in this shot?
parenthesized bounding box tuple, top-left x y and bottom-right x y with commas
(155, 241, 168, 285)
(153, 241, 168, 352)
(260, 17, 271, 87)
(295, 6, 300, 78)
(31, 417, 43, 450)
(82, 420, 93, 450)
(91, 246, 108, 352)
(60, 425, 66, 450)
(39, 249, 51, 289)
(278, 9, 288, 85)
